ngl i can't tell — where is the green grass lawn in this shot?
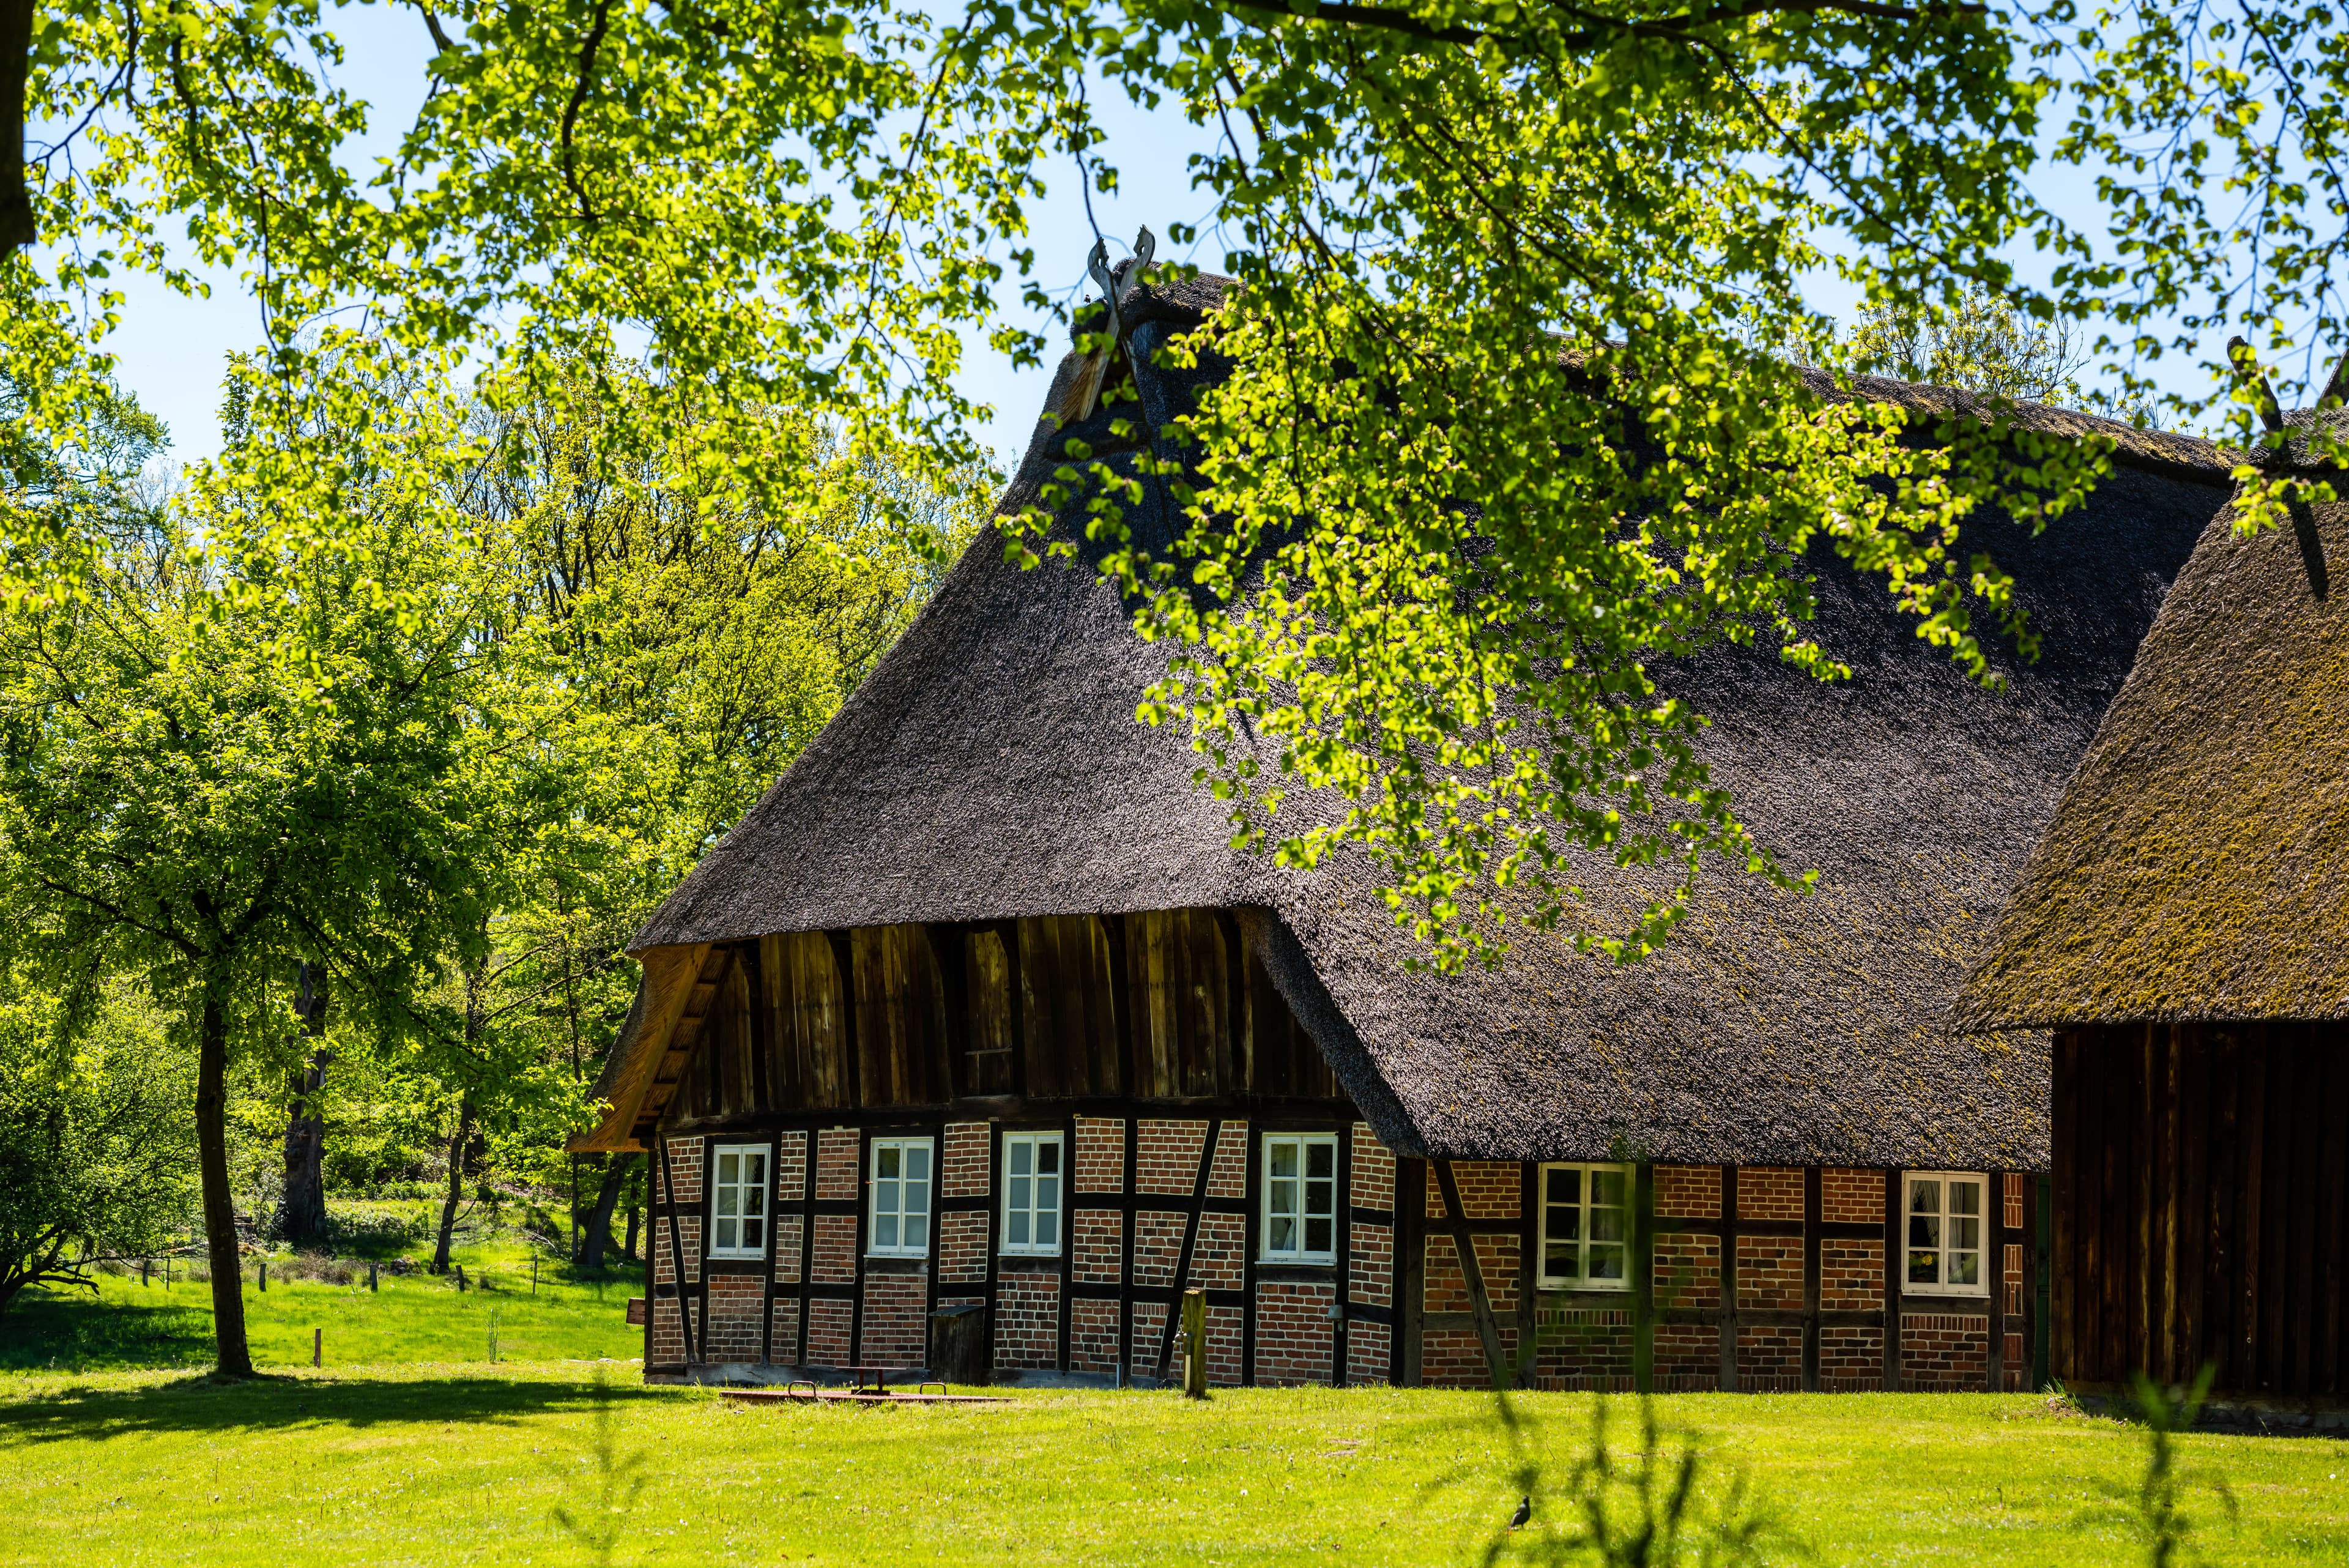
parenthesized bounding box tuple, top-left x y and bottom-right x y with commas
(1, 1367, 2340, 1566)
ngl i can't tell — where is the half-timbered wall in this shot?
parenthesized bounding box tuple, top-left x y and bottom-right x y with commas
(2054, 1022, 2349, 1401)
(668, 908, 1335, 1121)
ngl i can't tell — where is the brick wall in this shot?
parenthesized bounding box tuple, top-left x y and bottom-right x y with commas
(943, 1122, 990, 1198)
(1820, 1325, 1881, 1383)
(1255, 1280, 1336, 1386)
(1349, 1222, 1393, 1310)
(815, 1127, 859, 1202)
(648, 1295, 699, 1367)
(773, 1214, 804, 1287)
(1346, 1320, 1390, 1384)
(1656, 1165, 1720, 1220)
(1070, 1298, 1121, 1373)
(770, 1298, 801, 1360)
(1138, 1120, 1209, 1194)
(1821, 1236, 1882, 1310)
(1424, 1233, 1519, 1315)
(1823, 1168, 1880, 1224)
(704, 1274, 765, 1362)
(1655, 1324, 1717, 1384)
(1654, 1234, 1720, 1309)
(938, 1209, 990, 1287)
(1133, 1209, 1187, 1287)
(1206, 1120, 1248, 1198)
(1738, 1325, 1802, 1381)
(1190, 1213, 1246, 1290)
(1433, 1161, 1520, 1220)
(1902, 1312, 1988, 1389)
(811, 1213, 857, 1284)
(1535, 1306, 1627, 1384)
(1075, 1209, 1123, 1282)
(1739, 1167, 1803, 1221)
(1735, 1233, 1801, 1310)
(1351, 1124, 1395, 1211)
(860, 1269, 928, 1367)
(805, 1298, 852, 1365)
(1206, 1302, 1244, 1386)
(1075, 1117, 1124, 1192)
(994, 1267, 1059, 1370)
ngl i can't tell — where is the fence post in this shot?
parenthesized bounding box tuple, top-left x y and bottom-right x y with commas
(1182, 1288, 1208, 1399)
(368, 1261, 379, 1292)
(259, 1259, 268, 1293)
(313, 1328, 322, 1368)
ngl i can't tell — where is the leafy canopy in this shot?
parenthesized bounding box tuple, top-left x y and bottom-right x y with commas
(8, 0, 2349, 963)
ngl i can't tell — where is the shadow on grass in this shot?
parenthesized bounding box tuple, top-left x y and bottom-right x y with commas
(0, 1370, 681, 1445)
(0, 1290, 215, 1373)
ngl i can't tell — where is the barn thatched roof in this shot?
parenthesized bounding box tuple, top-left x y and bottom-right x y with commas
(602, 277, 2233, 1167)
(1955, 411, 2349, 1030)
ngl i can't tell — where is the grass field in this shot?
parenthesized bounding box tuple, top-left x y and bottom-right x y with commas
(2, 1365, 2342, 1567)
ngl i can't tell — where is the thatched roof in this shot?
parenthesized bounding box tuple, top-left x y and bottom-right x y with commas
(608, 277, 2233, 1167)
(1956, 412, 2349, 1029)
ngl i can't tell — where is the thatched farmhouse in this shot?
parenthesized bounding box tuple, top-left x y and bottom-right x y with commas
(574, 277, 2234, 1390)
(1958, 392, 2349, 1425)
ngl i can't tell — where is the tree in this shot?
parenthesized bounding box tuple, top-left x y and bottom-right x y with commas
(0, 975, 195, 1317)
(0, 351, 513, 1373)
(7, 0, 2348, 979)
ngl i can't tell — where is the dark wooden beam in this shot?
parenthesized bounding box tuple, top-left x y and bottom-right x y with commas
(1632, 1162, 1655, 1394)
(1881, 1167, 1901, 1391)
(1718, 1164, 1739, 1391)
(1802, 1165, 1822, 1391)
(658, 1133, 699, 1365)
(1514, 1162, 1538, 1389)
(826, 930, 861, 1109)
(1398, 1157, 1426, 1386)
(1433, 1159, 1510, 1389)
(1154, 1118, 1225, 1377)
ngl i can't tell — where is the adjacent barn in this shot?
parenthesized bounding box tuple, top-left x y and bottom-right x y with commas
(574, 277, 2233, 1391)
(1958, 401, 2349, 1427)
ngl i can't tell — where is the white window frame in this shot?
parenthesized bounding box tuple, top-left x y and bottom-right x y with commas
(1259, 1132, 1339, 1265)
(1902, 1170, 1990, 1297)
(707, 1143, 771, 1260)
(1535, 1162, 1635, 1292)
(866, 1136, 935, 1259)
(999, 1131, 1065, 1257)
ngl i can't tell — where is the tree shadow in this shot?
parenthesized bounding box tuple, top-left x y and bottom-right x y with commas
(0, 1371, 683, 1446)
(0, 1290, 215, 1373)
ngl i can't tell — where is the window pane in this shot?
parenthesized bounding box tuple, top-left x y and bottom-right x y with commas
(1011, 1174, 1031, 1210)
(1590, 1168, 1626, 1208)
(1010, 1140, 1031, 1177)
(743, 1217, 762, 1250)
(1953, 1216, 1980, 1250)
(1587, 1244, 1625, 1282)
(717, 1152, 739, 1187)
(716, 1186, 740, 1218)
(715, 1217, 738, 1252)
(878, 1146, 900, 1180)
(1548, 1204, 1581, 1242)
(1271, 1140, 1298, 1179)
(744, 1184, 765, 1219)
(1307, 1141, 1334, 1180)
(1307, 1216, 1332, 1254)
(1036, 1175, 1059, 1214)
(877, 1214, 899, 1249)
(906, 1178, 929, 1217)
(907, 1146, 930, 1181)
(1589, 1207, 1625, 1243)
(1950, 1180, 1981, 1217)
(877, 1178, 899, 1218)
(1009, 1210, 1030, 1247)
(1547, 1167, 1580, 1206)
(1039, 1140, 1061, 1173)
(1307, 1178, 1334, 1220)
(1909, 1178, 1939, 1215)
(1909, 1250, 1937, 1284)
(1950, 1249, 1980, 1287)
(1036, 1209, 1057, 1248)
(1545, 1241, 1579, 1280)
(905, 1213, 927, 1251)
(1269, 1215, 1297, 1254)
(1270, 1176, 1299, 1219)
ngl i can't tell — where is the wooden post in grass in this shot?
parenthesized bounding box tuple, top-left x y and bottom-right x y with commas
(455, 1263, 467, 1293)
(313, 1328, 322, 1368)
(531, 1254, 539, 1295)
(1182, 1288, 1208, 1399)
(259, 1258, 268, 1293)
(368, 1261, 379, 1292)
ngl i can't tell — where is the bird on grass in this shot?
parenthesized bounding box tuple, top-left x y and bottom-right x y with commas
(1508, 1496, 1531, 1531)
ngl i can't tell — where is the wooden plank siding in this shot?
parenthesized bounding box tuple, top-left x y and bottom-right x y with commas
(2055, 1022, 2349, 1399)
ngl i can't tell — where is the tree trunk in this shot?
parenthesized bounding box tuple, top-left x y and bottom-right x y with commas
(431, 1091, 472, 1275)
(275, 962, 331, 1249)
(577, 1153, 637, 1269)
(196, 975, 254, 1377)
(624, 1201, 640, 1262)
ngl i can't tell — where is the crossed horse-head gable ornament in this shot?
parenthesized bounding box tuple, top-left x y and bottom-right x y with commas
(1057, 225, 1156, 425)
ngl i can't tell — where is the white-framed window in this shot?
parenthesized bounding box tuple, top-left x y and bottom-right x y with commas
(867, 1137, 934, 1258)
(708, 1143, 770, 1259)
(1904, 1170, 1988, 1295)
(1000, 1131, 1064, 1256)
(1260, 1132, 1338, 1263)
(1536, 1162, 1632, 1291)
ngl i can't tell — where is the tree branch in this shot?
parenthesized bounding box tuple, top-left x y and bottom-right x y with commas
(561, 0, 614, 227)
(0, 0, 35, 262)
(1211, 0, 1984, 51)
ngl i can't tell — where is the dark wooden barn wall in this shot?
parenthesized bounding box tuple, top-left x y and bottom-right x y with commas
(2054, 1022, 2349, 1397)
(669, 908, 1336, 1119)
